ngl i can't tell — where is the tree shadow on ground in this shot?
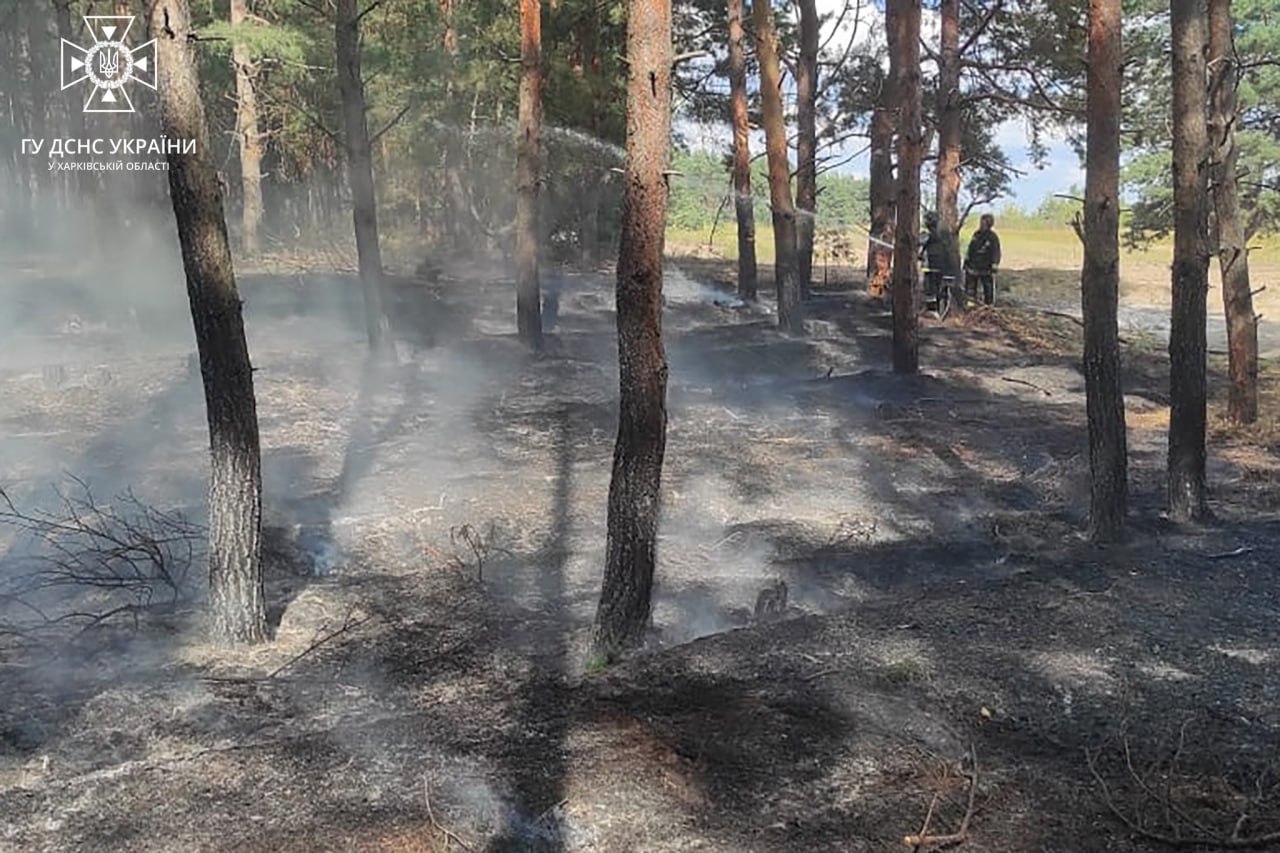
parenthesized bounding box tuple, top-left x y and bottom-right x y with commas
(5, 258, 1280, 850)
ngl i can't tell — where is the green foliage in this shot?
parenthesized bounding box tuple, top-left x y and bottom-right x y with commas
(197, 19, 313, 64)
(1035, 189, 1083, 227)
(666, 148, 870, 234)
(1122, 0, 1280, 243)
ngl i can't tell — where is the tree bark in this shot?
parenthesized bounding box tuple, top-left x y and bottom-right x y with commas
(52, 0, 100, 244)
(1208, 0, 1258, 425)
(336, 0, 394, 355)
(795, 0, 819, 299)
(516, 0, 543, 349)
(1081, 0, 1128, 541)
(148, 0, 267, 645)
(753, 0, 803, 333)
(889, 0, 921, 373)
(23, 5, 52, 208)
(440, 0, 459, 54)
(1168, 0, 1211, 521)
(934, 0, 963, 292)
(591, 0, 672, 664)
(726, 0, 757, 301)
(230, 0, 264, 255)
(866, 3, 898, 299)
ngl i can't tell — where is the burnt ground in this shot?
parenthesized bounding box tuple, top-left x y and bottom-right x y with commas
(1, 254, 1279, 852)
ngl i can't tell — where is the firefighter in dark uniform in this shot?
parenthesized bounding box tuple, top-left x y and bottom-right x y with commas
(920, 211, 947, 309)
(964, 213, 1001, 306)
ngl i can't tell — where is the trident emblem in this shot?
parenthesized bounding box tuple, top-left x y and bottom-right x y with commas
(60, 16, 157, 114)
(98, 48, 120, 79)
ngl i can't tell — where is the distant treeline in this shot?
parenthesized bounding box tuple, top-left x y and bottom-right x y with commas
(667, 149, 871, 233)
(668, 149, 1094, 236)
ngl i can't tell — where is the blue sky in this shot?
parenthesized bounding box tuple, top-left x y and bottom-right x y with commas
(812, 0, 1087, 210)
(675, 0, 1086, 213)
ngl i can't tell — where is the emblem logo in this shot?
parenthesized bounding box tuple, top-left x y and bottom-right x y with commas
(61, 16, 158, 114)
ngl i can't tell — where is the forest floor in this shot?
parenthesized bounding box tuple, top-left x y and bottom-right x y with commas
(1, 253, 1279, 851)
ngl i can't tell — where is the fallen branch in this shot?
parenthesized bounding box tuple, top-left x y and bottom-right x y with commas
(1086, 726, 1280, 849)
(0, 479, 203, 632)
(1034, 309, 1085, 328)
(267, 610, 374, 679)
(904, 746, 980, 849)
(1208, 546, 1255, 560)
(1001, 376, 1053, 396)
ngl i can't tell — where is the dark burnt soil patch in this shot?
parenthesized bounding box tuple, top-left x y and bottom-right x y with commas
(2, 256, 1279, 851)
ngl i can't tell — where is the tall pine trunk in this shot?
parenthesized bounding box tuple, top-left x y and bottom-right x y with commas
(23, 6, 51, 214)
(889, 0, 921, 373)
(591, 0, 673, 663)
(440, 0, 459, 54)
(1168, 0, 1211, 521)
(1081, 0, 1128, 541)
(230, 0, 263, 255)
(934, 0, 963, 290)
(1208, 0, 1258, 425)
(516, 0, 543, 348)
(726, 0, 757, 301)
(866, 3, 898, 299)
(795, 0, 819, 299)
(336, 0, 393, 355)
(149, 0, 267, 645)
(53, 2, 96, 223)
(753, 0, 803, 333)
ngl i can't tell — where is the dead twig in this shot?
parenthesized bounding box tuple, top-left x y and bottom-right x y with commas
(1086, 725, 1280, 849)
(266, 610, 374, 679)
(1001, 376, 1053, 396)
(448, 522, 511, 581)
(424, 777, 475, 851)
(0, 480, 203, 632)
(903, 746, 980, 849)
(1034, 308, 1086, 328)
(1208, 546, 1254, 560)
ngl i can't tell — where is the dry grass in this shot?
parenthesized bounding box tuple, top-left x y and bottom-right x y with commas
(668, 222, 1280, 316)
(4, 257, 1280, 852)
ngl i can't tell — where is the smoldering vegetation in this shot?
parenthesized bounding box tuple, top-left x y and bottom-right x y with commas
(2, 179, 1280, 849)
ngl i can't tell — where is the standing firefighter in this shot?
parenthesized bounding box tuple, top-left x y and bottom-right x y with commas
(964, 213, 1001, 306)
(920, 211, 947, 310)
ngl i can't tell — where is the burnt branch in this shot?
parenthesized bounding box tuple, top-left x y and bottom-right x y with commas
(0, 479, 204, 631)
(1086, 722, 1280, 849)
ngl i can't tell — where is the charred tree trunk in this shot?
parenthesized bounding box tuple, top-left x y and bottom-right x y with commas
(753, 0, 803, 333)
(1168, 0, 1211, 521)
(53, 1, 86, 147)
(336, 0, 393, 355)
(1081, 0, 1128, 541)
(591, 0, 672, 664)
(934, 0, 963, 294)
(53, 0, 97, 238)
(516, 0, 543, 348)
(866, 3, 898, 299)
(149, 0, 267, 645)
(889, 0, 921, 373)
(726, 0, 757, 301)
(1208, 0, 1258, 425)
(23, 6, 51, 210)
(795, 0, 819, 299)
(230, 0, 264, 255)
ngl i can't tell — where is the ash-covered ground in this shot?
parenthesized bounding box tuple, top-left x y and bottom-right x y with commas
(1, 252, 1279, 851)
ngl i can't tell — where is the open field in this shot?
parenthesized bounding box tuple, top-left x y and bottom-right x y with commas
(668, 221, 1280, 319)
(2, 252, 1279, 850)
